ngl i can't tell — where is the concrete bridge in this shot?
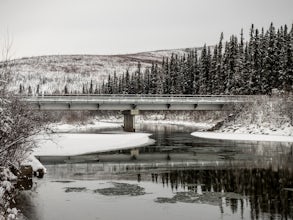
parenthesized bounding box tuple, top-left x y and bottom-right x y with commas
(22, 94, 254, 132)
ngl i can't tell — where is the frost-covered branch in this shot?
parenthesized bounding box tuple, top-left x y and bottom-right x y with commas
(0, 37, 48, 219)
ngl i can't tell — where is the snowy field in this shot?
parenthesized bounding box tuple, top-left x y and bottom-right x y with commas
(191, 132, 293, 143)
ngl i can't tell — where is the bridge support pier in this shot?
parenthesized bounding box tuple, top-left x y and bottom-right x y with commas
(122, 110, 139, 132)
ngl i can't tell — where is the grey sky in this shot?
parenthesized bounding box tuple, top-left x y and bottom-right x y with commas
(0, 0, 292, 58)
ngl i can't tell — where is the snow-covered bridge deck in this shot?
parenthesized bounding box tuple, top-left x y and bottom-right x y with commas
(23, 94, 254, 111)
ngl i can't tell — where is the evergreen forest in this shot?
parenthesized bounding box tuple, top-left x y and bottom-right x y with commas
(22, 23, 292, 96)
(94, 23, 293, 96)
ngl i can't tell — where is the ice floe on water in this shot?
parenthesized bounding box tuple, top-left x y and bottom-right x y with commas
(33, 133, 155, 156)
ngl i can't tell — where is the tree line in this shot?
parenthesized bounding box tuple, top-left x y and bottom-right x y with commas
(20, 23, 293, 95)
(84, 23, 293, 95)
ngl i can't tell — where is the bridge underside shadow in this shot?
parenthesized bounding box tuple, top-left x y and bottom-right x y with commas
(32, 104, 232, 132)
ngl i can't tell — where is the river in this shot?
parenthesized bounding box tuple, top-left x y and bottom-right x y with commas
(16, 123, 293, 220)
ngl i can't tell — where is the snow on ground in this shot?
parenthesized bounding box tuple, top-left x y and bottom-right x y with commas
(219, 122, 293, 136)
(0, 168, 18, 220)
(199, 97, 293, 143)
(212, 96, 293, 140)
(49, 121, 121, 133)
(6, 48, 199, 95)
(95, 115, 216, 130)
(21, 154, 47, 172)
(140, 120, 215, 130)
(191, 132, 293, 143)
(33, 133, 155, 156)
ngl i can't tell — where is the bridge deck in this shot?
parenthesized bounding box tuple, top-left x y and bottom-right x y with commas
(22, 95, 255, 111)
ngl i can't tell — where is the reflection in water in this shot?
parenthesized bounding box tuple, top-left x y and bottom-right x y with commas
(151, 168, 293, 220)
(16, 123, 293, 220)
(17, 158, 293, 220)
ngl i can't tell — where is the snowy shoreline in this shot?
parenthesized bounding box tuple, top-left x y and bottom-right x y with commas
(139, 120, 215, 130)
(49, 121, 122, 133)
(191, 132, 293, 143)
(21, 154, 47, 172)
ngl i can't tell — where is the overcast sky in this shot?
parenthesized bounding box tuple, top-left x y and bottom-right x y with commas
(0, 0, 292, 58)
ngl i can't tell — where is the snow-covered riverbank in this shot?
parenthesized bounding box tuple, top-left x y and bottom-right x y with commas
(49, 121, 122, 133)
(218, 121, 293, 136)
(191, 132, 293, 143)
(191, 95, 293, 143)
(140, 120, 215, 130)
(0, 168, 18, 220)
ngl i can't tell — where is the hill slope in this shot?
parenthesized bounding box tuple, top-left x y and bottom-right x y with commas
(5, 47, 201, 94)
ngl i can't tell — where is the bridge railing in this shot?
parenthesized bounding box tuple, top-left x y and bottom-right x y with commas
(19, 95, 261, 104)
(19, 94, 264, 100)
(19, 93, 261, 97)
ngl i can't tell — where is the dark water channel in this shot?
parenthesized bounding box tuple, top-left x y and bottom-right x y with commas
(16, 123, 293, 220)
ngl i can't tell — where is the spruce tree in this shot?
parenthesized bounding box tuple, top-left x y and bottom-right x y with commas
(163, 58, 171, 94)
(143, 68, 150, 94)
(36, 84, 40, 95)
(192, 49, 200, 94)
(156, 64, 164, 94)
(89, 80, 94, 94)
(64, 85, 68, 94)
(149, 63, 156, 94)
(217, 33, 225, 94)
(19, 84, 23, 94)
(284, 24, 293, 91)
(264, 22, 278, 94)
(28, 86, 32, 95)
(198, 44, 210, 94)
(125, 70, 130, 94)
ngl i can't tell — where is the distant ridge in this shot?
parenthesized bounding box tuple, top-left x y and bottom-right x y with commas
(4, 47, 203, 94)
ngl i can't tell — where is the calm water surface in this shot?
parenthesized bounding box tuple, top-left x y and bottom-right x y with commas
(16, 123, 293, 220)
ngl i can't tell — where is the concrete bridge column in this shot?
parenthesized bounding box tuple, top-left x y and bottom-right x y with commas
(122, 110, 139, 132)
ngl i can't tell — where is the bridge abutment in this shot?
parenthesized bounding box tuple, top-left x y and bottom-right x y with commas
(122, 110, 139, 132)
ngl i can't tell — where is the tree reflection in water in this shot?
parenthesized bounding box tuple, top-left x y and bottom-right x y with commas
(151, 167, 293, 220)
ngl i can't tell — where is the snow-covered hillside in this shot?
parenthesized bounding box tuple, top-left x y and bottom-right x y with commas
(4, 47, 201, 95)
